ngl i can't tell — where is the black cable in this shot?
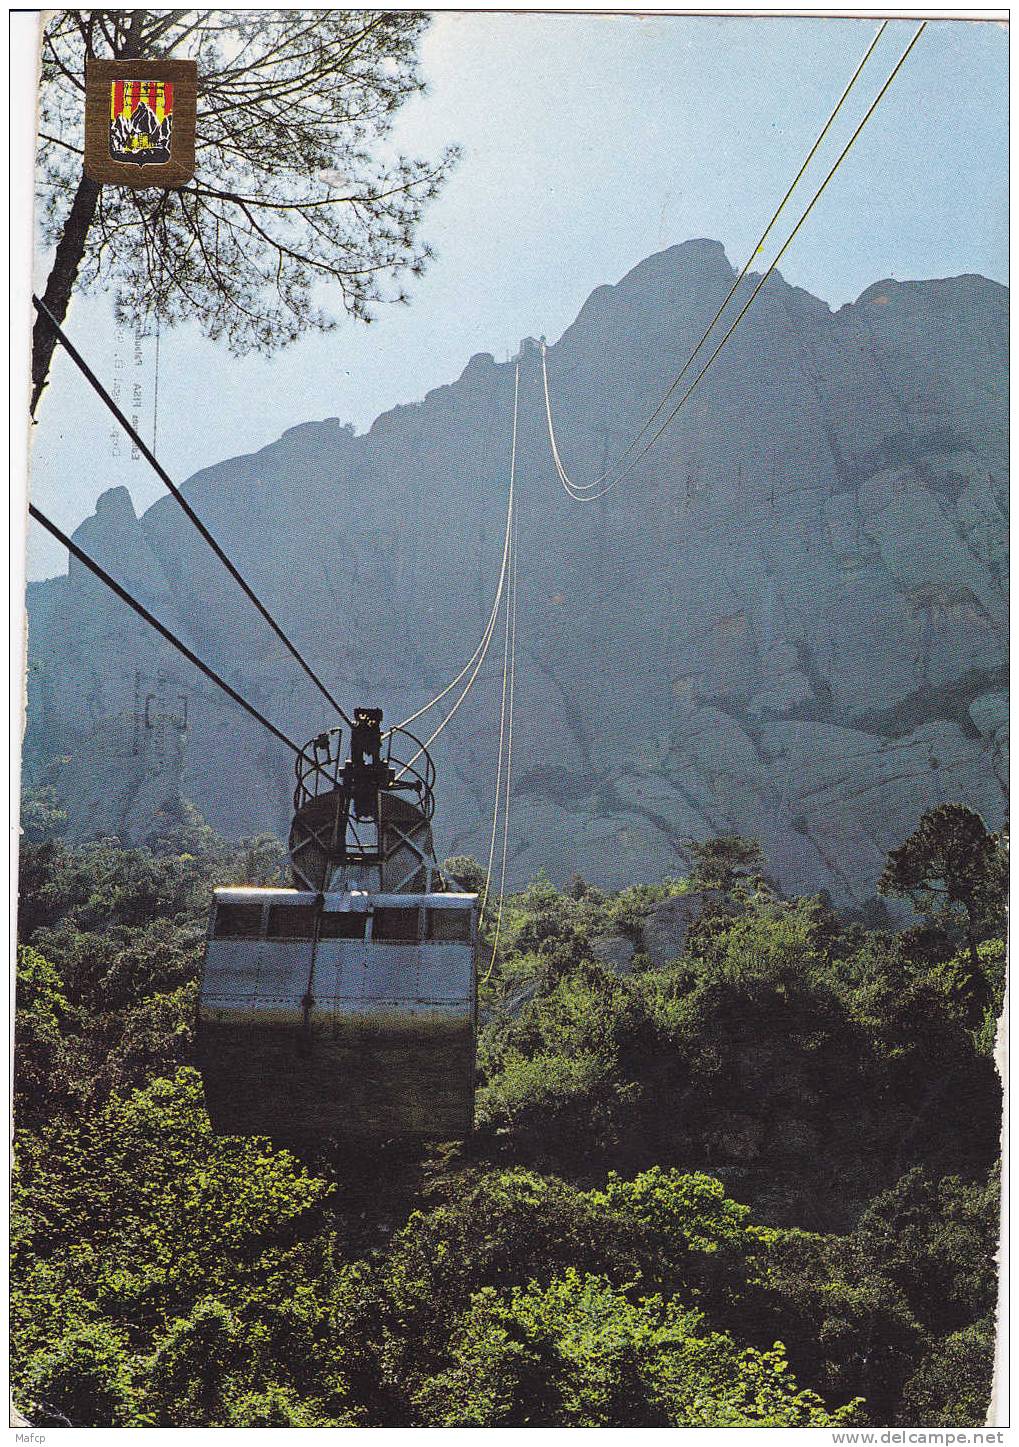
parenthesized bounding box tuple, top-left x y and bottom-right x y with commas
(29, 502, 301, 755)
(32, 296, 353, 729)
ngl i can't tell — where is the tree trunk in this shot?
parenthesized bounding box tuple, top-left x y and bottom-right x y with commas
(31, 173, 102, 415)
(31, 11, 153, 414)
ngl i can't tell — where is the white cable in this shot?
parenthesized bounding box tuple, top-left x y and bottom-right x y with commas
(391, 361, 520, 736)
(394, 361, 520, 778)
(479, 527, 513, 932)
(483, 479, 519, 984)
(540, 19, 909, 503)
(560, 23, 925, 503)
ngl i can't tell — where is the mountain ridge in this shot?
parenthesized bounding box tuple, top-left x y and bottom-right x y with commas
(23, 239, 1008, 902)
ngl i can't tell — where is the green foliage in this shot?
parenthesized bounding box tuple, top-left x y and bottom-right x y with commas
(478, 894, 999, 1223)
(851, 1168, 1000, 1337)
(143, 796, 230, 860)
(12, 807, 1002, 1427)
(761, 1224, 926, 1422)
(412, 1270, 860, 1427)
(443, 854, 487, 893)
(20, 785, 68, 845)
(15, 944, 69, 1036)
(589, 1168, 769, 1301)
(13, 1071, 331, 1364)
(229, 833, 288, 887)
(879, 804, 1007, 973)
(21, 1320, 136, 1427)
(755, 1165, 1001, 1425)
(144, 1299, 249, 1426)
(14, 945, 73, 1125)
(375, 1165, 770, 1357)
(928, 938, 1007, 1043)
(604, 882, 673, 941)
(478, 1044, 637, 1156)
(898, 1316, 997, 1427)
(688, 834, 770, 898)
(225, 1382, 335, 1427)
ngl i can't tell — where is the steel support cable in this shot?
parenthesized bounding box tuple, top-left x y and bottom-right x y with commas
(390, 362, 520, 737)
(28, 503, 302, 754)
(544, 18, 887, 497)
(478, 519, 513, 933)
(31, 296, 353, 730)
(393, 361, 520, 777)
(482, 482, 519, 985)
(546, 21, 926, 504)
(388, 515, 509, 736)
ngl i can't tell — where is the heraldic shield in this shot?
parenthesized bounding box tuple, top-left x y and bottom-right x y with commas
(84, 60, 197, 188)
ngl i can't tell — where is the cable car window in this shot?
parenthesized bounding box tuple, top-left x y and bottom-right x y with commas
(373, 907, 420, 942)
(319, 911, 367, 940)
(266, 904, 317, 939)
(213, 903, 263, 939)
(427, 908, 472, 943)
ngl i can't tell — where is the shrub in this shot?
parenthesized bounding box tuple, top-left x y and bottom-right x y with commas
(413, 1270, 860, 1427)
(897, 1317, 997, 1426)
(21, 1320, 136, 1427)
(226, 1382, 335, 1426)
(143, 1299, 248, 1425)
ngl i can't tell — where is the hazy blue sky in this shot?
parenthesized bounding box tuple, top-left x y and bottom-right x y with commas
(26, 12, 1007, 578)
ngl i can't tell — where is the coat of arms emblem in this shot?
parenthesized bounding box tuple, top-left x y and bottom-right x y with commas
(84, 60, 197, 188)
(109, 79, 174, 166)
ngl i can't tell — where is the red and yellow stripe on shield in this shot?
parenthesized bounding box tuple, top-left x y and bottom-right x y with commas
(110, 80, 174, 121)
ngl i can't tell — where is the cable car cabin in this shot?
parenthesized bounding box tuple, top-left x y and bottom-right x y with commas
(197, 886, 478, 1141)
(197, 709, 477, 1141)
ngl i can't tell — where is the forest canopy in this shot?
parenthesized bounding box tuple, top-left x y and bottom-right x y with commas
(12, 797, 1004, 1427)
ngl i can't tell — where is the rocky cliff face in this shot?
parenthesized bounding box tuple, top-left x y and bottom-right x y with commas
(22, 240, 1008, 904)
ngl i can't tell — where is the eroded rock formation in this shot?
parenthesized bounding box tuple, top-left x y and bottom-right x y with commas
(22, 241, 1008, 904)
